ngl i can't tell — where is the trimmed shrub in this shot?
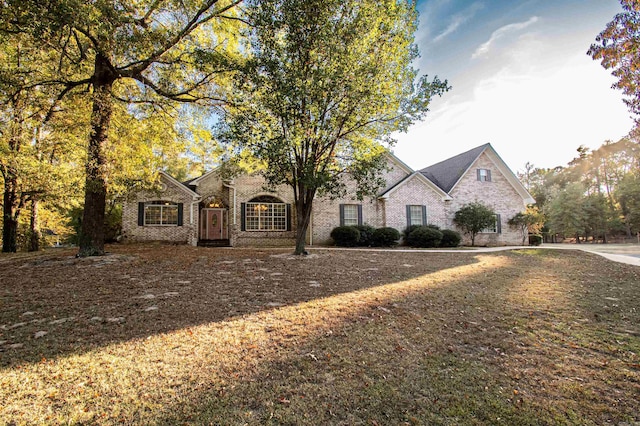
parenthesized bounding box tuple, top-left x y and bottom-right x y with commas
(440, 229, 461, 247)
(529, 234, 543, 246)
(330, 226, 360, 247)
(403, 225, 423, 241)
(372, 227, 400, 247)
(407, 226, 443, 248)
(403, 224, 440, 245)
(354, 224, 376, 246)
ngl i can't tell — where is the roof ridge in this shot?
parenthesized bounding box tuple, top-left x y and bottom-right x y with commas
(419, 143, 490, 172)
(418, 143, 490, 193)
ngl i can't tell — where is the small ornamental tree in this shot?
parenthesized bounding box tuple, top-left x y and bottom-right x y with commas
(508, 206, 545, 245)
(453, 202, 496, 246)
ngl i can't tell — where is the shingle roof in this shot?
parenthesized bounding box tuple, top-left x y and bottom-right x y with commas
(181, 177, 199, 192)
(419, 143, 490, 193)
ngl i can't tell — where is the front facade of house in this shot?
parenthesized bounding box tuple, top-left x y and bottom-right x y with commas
(121, 144, 535, 247)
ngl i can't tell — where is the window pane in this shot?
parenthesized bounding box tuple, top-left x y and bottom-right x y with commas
(144, 202, 178, 225)
(145, 206, 162, 225)
(409, 205, 423, 226)
(246, 202, 287, 231)
(482, 215, 498, 233)
(343, 204, 358, 226)
(162, 206, 178, 225)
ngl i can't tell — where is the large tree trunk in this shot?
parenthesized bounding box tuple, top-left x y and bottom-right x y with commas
(2, 178, 18, 253)
(293, 188, 315, 255)
(28, 197, 40, 252)
(78, 54, 115, 257)
(2, 97, 23, 253)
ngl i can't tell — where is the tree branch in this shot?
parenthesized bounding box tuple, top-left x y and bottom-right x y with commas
(121, 0, 244, 75)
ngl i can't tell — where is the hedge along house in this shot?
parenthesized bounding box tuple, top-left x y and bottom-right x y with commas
(121, 143, 535, 247)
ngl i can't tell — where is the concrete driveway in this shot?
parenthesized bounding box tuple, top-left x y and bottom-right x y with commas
(538, 243, 640, 266)
(315, 244, 640, 266)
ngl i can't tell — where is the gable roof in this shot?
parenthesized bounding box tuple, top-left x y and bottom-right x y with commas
(384, 151, 414, 176)
(379, 172, 452, 201)
(185, 167, 220, 188)
(419, 143, 490, 193)
(419, 143, 534, 204)
(159, 171, 201, 199)
(379, 151, 452, 201)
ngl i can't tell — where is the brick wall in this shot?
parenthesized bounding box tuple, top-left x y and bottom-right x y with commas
(122, 174, 199, 246)
(193, 170, 229, 207)
(227, 173, 297, 247)
(310, 157, 411, 245)
(383, 175, 449, 233)
(446, 152, 526, 246)
(123, 151, 528, 248)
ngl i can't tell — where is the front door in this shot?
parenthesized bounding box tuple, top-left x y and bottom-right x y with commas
(201, 208, 227, 240)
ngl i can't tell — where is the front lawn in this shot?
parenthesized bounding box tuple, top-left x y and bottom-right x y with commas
(1, 244, 638, 424)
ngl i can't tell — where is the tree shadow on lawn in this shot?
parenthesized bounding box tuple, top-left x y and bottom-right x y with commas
(1, 246, 639, 424)
(0, 246, 640, 424)
(152, 249, 640, 425)
(0, 243, 479, 367)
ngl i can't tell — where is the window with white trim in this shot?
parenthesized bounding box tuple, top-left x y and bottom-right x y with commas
(245, 196, 288, 231)
(478, 168, 492, 182)
(342, 204, 359, 226)
(408, 205, 425, 226)
(144, 201, 178, 225)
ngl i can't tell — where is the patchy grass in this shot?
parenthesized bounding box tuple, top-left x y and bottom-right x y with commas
(0, 245, 639, 425)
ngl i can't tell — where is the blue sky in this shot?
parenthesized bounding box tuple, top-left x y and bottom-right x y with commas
(393, 0, 634, 172)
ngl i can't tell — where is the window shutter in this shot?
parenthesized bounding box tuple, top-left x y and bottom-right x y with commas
(177, 203, 184, 226)
(339, 204, 345, 226)
(422, 205, 427, 226)
(406, 205, 411, 228)
(357, 205, 363, 226)
(241, 202, 246, 231)
(286, 204, 292, 231)
(138, 202, 145, 226)
(487, 170, 492, 182)
(496, 214, 502, 234)
(477, 169, 481, 181)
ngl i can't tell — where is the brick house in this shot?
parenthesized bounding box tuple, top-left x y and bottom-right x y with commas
(121, 143, 534, 247)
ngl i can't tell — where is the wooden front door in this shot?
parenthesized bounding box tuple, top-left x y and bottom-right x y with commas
(201, 208, 227, 240)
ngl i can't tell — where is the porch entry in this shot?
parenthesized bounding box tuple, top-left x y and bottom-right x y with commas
(200, 208, 228, 240)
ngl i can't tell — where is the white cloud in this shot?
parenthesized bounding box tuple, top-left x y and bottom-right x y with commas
(471, 16, 540, 59)
(396, 1, 632, 173)
(433, 3, 484, 43)
(394, 51, 633, 172)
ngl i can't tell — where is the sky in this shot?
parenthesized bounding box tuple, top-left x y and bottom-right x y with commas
(392, 0, 634, 173)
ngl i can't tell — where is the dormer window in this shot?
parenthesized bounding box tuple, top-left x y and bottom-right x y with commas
(477, 169, 492, 182)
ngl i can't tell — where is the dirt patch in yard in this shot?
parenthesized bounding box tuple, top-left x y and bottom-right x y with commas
(0, 244, 477, 366)
(0, 244, 639, 425)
